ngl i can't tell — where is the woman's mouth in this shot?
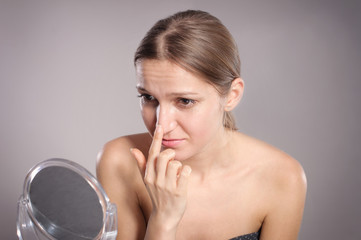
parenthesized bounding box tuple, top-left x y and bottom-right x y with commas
(162, 138, 184, 148)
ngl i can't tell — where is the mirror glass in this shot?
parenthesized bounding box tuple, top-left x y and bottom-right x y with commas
(17, 158, 117, 240)
(30, 166, 103, 239)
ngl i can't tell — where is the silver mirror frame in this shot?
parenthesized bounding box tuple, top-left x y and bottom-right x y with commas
(17, 158, 117, 240)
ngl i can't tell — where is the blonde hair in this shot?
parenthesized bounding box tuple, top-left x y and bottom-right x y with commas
(135, 10, 240, 130)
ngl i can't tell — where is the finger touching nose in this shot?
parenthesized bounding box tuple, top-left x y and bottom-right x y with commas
(156, 105, 176, 133)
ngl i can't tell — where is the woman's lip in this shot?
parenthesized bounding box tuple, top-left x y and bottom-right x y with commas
(162, 139, 184, 148)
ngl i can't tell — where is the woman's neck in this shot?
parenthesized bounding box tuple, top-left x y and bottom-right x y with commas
(183, 128, 237, 182)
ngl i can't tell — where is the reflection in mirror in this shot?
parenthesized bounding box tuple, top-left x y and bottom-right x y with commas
(17, 158, 117, 240)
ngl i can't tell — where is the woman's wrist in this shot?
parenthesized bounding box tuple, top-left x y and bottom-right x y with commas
(144, 213, 179, 240)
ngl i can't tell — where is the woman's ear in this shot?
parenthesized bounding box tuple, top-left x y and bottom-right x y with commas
(224, 78, 244, 111)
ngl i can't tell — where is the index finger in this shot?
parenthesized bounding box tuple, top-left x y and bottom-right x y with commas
(148, 124, 163, 161)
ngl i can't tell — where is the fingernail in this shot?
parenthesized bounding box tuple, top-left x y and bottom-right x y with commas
(130, 148, 134, 153)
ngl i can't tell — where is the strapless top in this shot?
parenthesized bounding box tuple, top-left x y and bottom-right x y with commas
(229, 228, 261, 240)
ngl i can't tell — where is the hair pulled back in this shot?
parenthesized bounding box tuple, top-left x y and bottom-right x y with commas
(134, 10, 240, 130)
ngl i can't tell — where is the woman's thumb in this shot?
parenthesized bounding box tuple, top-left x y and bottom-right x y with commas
(130, 148, 146, 177)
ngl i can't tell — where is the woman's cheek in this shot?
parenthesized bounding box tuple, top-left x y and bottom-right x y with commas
(187, 112, 212, 137)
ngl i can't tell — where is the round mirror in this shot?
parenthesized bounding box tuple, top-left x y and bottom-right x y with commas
(17, 158, 117, 240)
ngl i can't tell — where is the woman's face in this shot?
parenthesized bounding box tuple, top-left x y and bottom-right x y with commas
(136, 59, 226, 161)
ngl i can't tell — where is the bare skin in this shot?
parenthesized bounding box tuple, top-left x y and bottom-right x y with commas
(96, 60, 307, 240)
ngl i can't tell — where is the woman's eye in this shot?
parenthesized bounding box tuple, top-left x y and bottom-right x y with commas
(138, 94, 157, 104)
(178, 98, 195, 107)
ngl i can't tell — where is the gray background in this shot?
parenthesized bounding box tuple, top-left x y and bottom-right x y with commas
(1, 0, 360, 239)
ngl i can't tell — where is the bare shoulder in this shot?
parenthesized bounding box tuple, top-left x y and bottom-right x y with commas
(99, 132, 152, 159)
(236, 132, 307, 239)
(96, 133, 152, 177)
(237, 132, 307, 190)
(95, 132, 152, 200)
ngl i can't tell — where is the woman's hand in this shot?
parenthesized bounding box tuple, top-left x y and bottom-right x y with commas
(131, 125, 192, 237)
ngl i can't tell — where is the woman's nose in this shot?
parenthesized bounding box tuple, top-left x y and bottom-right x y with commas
(156, 105, 176, 134)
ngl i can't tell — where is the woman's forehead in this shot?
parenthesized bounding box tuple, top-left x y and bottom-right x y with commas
(136, 59, 210, 90)
(136, 59, 189, 79)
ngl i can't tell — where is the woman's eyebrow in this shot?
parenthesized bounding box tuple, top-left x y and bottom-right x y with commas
(136, 86, 202, 101)
(136, 86, 148, 92)
(167, 91, 199, 97)
(136, 86, 199, 96)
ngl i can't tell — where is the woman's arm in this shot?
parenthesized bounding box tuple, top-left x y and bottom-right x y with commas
(260, 156, 307, 240)
(96, 137, 147, 240)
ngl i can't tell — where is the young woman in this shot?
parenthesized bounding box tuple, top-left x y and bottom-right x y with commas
(96, 10, 307, 240)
